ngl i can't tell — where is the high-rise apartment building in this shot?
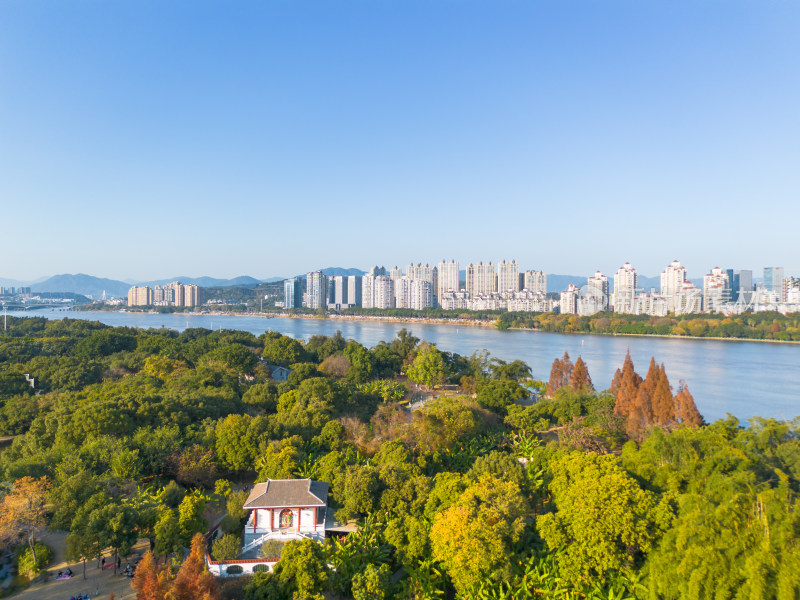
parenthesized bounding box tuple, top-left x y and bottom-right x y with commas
(182, 284, 198, 307)
(764, 267, 785, 293)
(673, 281, 702, 314)
(560, 283, 580, 314)
(347, 276, 362, 307)
(406, 263, 437, 303)
(703, 267, 729, 312)
(497, 260, 520, 293)
(128, 286, 153, 306)
(523, 270, 547, 294)
(466, 262, 496, 296)
(361, 276, 374, 309)
(394, 277, 410, 309)
(783, 277, 800, 303)
(726, 269, 740, 302)
(586, 271, 609, 310)
(129, 281, 197, 307)
(331, 276, 348, 305)
(660, 260, 687, 313)
(437, 260, 459, 303)
(153, 285, 173, 304)
(284, 278, 302, 309)
(305, 271, 327, 309)
(409, 279, 433, 310)
(406, 263, 435, 282)
(362, 267, 391, 309)
(613, 262, 638, 314)
(737, 270, 753, 303)
(389, 266, 404, 305)
(173, 284, 186, 307)
(372, 276, 393, 308)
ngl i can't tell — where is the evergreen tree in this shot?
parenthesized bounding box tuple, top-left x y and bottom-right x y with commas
(569, 356, 593, 392)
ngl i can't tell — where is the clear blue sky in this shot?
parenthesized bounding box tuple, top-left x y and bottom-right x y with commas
(2, 0, 799, 281)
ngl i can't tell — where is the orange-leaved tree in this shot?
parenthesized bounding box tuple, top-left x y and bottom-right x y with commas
(166, 533, 218, 600)
(610, 350, 642, 418)
(131, 551, 171, 600)
(0, 476, 50, 564)
(546, 352, 574, 397)
(674, 382, 703, 427)
(569, 356, 594, 392)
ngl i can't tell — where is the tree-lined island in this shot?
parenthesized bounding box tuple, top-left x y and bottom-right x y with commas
(0, 316, 798, 599)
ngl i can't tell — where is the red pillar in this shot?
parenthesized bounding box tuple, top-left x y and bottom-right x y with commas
(253, 510, 258, 532)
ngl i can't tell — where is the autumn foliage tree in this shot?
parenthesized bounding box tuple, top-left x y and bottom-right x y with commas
(674, 382, 703, 426)
(610, 351, 642, 418)
(0, 476, 50, 564)
(546, 352, 574, 397)
(132, 552, 170, 600)
(133, 534, 218, 600)
(166, 533, 218, 600)
(611, 353, 704, 437)
(569, 356, 594, 393)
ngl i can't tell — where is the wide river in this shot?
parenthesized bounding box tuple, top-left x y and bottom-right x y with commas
(6, 309, 800, 423)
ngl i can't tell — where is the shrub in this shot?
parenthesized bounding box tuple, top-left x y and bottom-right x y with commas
(212, 534, 241, 561)
(16, 543, 53, 577)
(261, 540, 285, 559)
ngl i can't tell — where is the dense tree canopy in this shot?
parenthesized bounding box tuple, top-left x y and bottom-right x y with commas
(0, 316, 796, 600)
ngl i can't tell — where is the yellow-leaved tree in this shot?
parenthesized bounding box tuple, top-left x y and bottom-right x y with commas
(430, 475, 529, 594)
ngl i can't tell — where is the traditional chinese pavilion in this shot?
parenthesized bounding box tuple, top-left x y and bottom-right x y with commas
(240, 478, 329, 554)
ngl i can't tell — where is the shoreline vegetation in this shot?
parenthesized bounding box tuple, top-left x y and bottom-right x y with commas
(1, 316, 798, 599)
(79, 305, 800, 344)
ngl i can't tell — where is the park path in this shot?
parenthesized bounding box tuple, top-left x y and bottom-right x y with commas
(14, 531, 149, 600)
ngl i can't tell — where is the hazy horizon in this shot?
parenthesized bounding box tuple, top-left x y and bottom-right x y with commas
(2, 1, 799, 280)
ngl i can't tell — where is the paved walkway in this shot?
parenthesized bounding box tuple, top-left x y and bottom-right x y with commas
(14, 531, 149, 600)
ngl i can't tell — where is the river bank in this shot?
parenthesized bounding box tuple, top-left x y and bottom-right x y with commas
(11, 307, 800, 422)
(92, 308, 800, 345)
(84, 308, 499, 330)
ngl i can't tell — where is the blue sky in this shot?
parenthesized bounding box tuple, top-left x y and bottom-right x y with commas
(1, 0, 798, 281)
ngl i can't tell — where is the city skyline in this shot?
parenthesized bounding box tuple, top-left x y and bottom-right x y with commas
(3, 257, 798, 288)
(1, 2, 799, 280)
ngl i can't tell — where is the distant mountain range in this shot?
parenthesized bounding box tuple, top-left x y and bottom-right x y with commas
(4, 270, 705, 300)
(31, 274, 132, 299)
(319, 267, 367, 277)
(22, 274, 274, 299)
(138, 275, 263, 288)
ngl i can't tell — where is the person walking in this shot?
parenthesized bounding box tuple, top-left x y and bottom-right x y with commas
(100, 557, 105, 570)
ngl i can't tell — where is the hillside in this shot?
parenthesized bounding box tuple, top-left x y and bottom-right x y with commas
(31, 274, 131, 299)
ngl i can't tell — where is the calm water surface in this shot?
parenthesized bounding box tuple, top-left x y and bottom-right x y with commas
(7, 309, 800, 423)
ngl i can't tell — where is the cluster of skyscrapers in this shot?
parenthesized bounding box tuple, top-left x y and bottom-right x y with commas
(0, 287, 31, 297)
(284, 260, 550, 312)
(282, 260, 798, 317)
(559, 261, 800, 317)
(127, 281, 199, 307)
